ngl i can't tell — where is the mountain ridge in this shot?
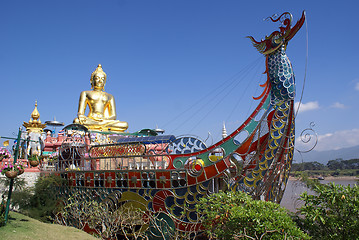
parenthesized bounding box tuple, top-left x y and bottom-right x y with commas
(293, 145, 359, 165)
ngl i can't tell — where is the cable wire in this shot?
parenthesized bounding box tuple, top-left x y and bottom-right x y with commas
(295, 14, 309, 117)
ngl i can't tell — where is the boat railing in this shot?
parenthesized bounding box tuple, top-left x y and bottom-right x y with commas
(47, 154, 171, 172)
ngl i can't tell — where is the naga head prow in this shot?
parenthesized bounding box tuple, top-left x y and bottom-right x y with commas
(247, 11, 306, 55)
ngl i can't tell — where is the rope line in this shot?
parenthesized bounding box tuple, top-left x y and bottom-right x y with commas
(295, 15, 309, 117)
(165, 56, 263, 135)
(188, 57, 263, 134)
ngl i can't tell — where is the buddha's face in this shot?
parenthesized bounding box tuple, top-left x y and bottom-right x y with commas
(92, 73, 106, 90)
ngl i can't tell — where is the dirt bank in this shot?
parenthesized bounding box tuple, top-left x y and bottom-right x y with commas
(289, 176, 358, 181)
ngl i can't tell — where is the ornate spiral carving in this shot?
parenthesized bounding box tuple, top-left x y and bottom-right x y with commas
(296, 122, 317, 153)
(173, 158, 185, 169)
(186, 158, 204, 177)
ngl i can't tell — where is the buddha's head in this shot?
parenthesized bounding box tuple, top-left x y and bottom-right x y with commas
(90, 64, 107, 90)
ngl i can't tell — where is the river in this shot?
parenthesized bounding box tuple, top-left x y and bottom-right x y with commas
(280, 178, 358, 212)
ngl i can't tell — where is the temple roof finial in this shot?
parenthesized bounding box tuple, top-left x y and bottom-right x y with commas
(23, 101, 46, 132)
(222, 121, 228, 139)
(31, 100, 40, 123)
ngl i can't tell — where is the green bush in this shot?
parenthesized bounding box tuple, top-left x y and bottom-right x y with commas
(25, 175, 64, 222)
(0, 196, 6, 226)
(1, 175, 64, 223)
(297, 182, 359, 239)
(196, 191, 309, 239)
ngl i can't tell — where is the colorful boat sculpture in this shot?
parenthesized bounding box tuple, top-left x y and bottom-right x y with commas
(49, 11, 306, 238)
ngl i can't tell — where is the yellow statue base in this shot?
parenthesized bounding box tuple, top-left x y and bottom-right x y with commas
(73, 117, 128, 133)
(84, 124, 128, 133)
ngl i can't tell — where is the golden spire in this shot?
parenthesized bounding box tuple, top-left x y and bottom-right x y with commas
(23, 101, 46, 132)
(30, 101, 41, 123)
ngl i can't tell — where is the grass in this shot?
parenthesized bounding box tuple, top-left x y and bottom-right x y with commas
(0, 211, 98, 240)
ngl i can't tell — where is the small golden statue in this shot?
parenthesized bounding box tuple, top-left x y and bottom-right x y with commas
(73, 64, 128, 132)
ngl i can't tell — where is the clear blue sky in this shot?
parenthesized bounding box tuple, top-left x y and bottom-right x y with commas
(1, 0, 358, 154)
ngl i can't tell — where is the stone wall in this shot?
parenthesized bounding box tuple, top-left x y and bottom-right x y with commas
(0, 172, 40, 193)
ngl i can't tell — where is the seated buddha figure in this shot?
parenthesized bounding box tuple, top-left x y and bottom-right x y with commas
(73, 64, 129, 132)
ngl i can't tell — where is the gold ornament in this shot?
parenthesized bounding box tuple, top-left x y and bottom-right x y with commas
(23, 101, 46, 132)
(73, 64, 128, 132)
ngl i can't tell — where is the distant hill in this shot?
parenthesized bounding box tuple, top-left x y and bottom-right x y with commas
(293, 145, 359, 165)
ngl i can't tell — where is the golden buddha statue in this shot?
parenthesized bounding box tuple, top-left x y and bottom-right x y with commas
(73, 64, 128, 132)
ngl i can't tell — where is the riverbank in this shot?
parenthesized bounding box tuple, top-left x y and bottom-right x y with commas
(288, 176, 358, 181)
(282, 177, 358, 212)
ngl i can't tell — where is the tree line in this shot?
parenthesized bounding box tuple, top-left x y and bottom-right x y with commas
(292, 158, 359, 171)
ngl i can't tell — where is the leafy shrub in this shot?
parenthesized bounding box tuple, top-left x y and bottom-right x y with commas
(1, 175, 64, 222)
(0, 176, 29, 226)
(55, 193, 185, 240)
(25, 175, 64, 222)
(196, 191, 309, 239)
(0, 196, 6, 226)
(297, 182, 359, 239)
